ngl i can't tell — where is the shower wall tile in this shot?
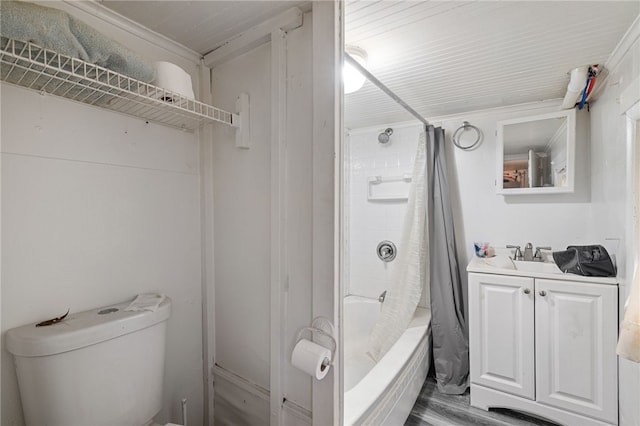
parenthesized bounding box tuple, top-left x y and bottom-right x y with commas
(346, 124, 422, 300)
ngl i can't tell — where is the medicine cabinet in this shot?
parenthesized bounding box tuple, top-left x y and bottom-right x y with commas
(496, 109, 576, 195)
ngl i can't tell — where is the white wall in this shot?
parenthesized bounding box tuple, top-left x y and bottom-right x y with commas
(0, 58, 3, 426)
(209, 12, 316, 425)
(441, 105, 593, 280)
(212, 41, 272, 398)
(590, 25, 640, 426)
(1, 83, 203, 426)
(1, 2, 205, 425)
(283, 13, 315, 415)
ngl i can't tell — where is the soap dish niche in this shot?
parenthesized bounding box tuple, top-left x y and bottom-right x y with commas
(367, 173, 411, 201)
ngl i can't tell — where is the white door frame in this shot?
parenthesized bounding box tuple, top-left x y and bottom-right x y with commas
(623, 82, 640, 304)
(620, 74, 640, 426)
(311, 1, 343, 425)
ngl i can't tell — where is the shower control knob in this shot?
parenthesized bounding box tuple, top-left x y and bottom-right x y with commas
(376, 241, 397, 262)
(523, 288, 531, 294)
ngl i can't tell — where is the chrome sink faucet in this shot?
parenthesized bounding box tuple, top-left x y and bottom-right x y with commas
(523, 243, 534, 261)
(508, 243, 552, 261)
(507, 245, 523, 260)
(534, 246, 552, 261)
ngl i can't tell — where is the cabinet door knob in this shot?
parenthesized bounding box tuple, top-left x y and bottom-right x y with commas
(539, 290, 547, 296)
(523, 288, 531, 294)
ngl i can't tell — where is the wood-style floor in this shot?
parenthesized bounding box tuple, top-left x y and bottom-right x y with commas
(405, 377, 558, 426)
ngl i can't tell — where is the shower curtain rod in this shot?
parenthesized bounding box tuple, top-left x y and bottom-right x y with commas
(345, 53, 430, 128)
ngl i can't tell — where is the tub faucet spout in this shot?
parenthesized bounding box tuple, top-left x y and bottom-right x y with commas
(378, 291, 387, 303)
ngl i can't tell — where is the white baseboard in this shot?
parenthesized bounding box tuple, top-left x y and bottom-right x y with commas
(212, 365, 311, 426)
(470, 384, 615, 426)
(283, 399, 312, 426)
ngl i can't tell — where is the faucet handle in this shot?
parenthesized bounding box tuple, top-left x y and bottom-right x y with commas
(534, 246, 552, 261)
(507, 245, 523, 261)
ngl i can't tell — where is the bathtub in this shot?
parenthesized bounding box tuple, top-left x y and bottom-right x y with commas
(344, 296, 432, 426)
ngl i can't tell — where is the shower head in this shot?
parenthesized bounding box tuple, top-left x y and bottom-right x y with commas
(378, 128, 393, 144)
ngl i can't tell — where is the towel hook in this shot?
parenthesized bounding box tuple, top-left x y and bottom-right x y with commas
(452, 121, 482, 151)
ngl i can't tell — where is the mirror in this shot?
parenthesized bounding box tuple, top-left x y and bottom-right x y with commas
(496, 109, 576, 194)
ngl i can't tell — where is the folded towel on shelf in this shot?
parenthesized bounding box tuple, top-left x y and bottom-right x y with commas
(124, 293, 166, 312)
(67, 13, 155, 82)
(0, 1, 154, 82)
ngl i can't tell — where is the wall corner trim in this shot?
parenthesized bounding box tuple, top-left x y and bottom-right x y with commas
(605, 14, 640, 74)
(212, 364, 270, 400)
(620, 76, 640, 116)
(212, 365, 312, 425)
(203, 7, 303, 68)
(283, 399, 312, 425)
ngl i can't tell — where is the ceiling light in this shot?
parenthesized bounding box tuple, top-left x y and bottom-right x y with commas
(344, 46, 368, 94)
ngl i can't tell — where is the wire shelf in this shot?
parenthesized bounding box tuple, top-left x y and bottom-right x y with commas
(0, 37, 236, 132)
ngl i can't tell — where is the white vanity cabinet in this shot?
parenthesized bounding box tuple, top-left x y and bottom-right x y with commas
(469, 274, 536, 399)
(468, 266, 619, 426)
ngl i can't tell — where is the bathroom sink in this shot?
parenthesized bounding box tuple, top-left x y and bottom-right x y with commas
(467, 255, 618, 285)
(467, 255, 564, 276)
(512, 260, 562, 274)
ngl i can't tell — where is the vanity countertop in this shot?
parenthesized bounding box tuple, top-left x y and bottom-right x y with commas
(467, 256, 619, 286)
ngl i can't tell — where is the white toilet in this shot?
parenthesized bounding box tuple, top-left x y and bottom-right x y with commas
(6, 297, 177, 426)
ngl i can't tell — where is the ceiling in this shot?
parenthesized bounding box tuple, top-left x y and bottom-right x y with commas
(99, 1, 639, 129)
(101, 1, 310, 55)
(344, 1, 639, 128)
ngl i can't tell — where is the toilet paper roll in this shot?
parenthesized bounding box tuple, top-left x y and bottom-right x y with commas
(152, 61, 195, 101)
(291, 339, 332, 380)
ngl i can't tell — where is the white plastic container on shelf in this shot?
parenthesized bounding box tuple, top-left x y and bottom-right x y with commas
(153, 61, 195, 101)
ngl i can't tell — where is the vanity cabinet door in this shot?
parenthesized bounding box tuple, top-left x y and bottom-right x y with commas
(469, 273, 535, 399)
(535, 279, 618, 424)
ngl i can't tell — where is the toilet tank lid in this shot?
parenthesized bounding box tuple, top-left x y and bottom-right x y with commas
(6, 296, 171, 357)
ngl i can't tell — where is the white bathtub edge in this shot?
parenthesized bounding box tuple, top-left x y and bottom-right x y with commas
(344, 308, 431, 426)
(381, 332, 431, 426)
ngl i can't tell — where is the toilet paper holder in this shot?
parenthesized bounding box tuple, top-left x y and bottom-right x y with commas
(295, 317, 337, 367)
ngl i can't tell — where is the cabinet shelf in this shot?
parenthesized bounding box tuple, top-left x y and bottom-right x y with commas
(0, 37, 237, 132)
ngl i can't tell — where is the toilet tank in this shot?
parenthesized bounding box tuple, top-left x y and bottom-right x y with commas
(6, 297, 171, 426)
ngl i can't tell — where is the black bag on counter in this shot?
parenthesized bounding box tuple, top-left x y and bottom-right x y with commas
(552, 245, 616, 277)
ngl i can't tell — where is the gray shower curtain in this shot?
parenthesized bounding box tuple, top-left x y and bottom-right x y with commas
(426, 125, 469, 395)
